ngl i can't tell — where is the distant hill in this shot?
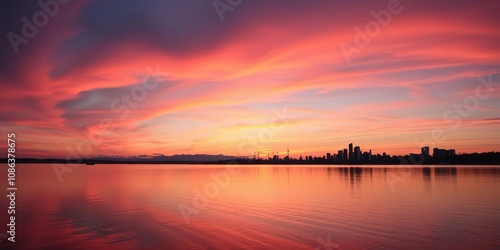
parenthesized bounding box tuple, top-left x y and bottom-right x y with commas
(86, 154, 244, 162)
(1, 154, 246, 164)
(147, 154, 241, 162)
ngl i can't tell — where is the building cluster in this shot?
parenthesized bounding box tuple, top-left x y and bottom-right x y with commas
(421, 147, 456, 158)
(329, 143, 374, 161)
(253, 144, 456, 162)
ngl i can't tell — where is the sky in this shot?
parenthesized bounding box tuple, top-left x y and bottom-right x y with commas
(1, 0, 499, 158)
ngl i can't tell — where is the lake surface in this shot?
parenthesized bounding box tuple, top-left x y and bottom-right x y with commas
(1, 164, 500, 249)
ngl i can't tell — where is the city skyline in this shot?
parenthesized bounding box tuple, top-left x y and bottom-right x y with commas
(231, 143, 460, 161)
(1, 1, 500, 158)
(12, 141, 495, 162)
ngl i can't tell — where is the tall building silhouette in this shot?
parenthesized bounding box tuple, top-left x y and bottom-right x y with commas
(421, 147, 430, 157)
(434, 148, 456, 157)
(349, 143, 353, 160)
(354, 146, 361, 160)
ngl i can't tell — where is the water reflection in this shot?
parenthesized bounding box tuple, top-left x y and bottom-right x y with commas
(422, 167, 432, 181)
(1, 164, 499, 249)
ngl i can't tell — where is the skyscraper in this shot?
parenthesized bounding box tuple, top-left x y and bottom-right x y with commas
(354, 146, 361, 160)
(421, 147, 430, 157)
(433, 148, 446, 158)
(349, 143, 353, 160)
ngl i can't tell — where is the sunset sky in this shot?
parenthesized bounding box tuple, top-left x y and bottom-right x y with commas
(1, 0, 499, 158)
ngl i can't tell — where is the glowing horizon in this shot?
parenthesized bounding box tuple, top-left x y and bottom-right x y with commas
(1, 0, 499, 158)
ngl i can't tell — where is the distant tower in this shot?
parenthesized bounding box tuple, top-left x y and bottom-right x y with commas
(354, 146, 361, 160)
(287, 145, 290, 158)
(421, 147, 430, 157)
(349, 143, 353, 160)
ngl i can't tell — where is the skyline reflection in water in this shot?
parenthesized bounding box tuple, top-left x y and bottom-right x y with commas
(1, 164, 499, 249)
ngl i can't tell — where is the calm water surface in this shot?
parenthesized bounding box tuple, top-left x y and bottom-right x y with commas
(1, 164, 499, 249)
